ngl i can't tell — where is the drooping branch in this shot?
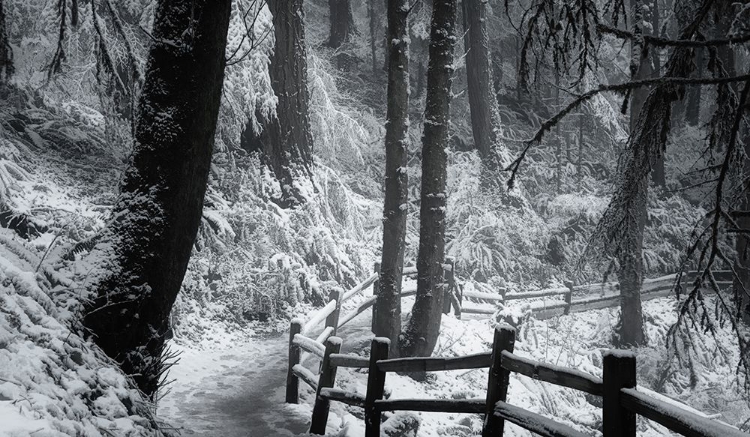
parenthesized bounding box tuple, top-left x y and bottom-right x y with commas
(598, 23, 750, 48)
(503, 73, 750, 189)
(47, 0, 67, 79)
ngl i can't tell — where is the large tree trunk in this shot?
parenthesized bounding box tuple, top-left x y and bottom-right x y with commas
(243, 0, 313, 207)
(328, 0, 355, 48)
(618, 0, 649, 347)
(461, 0, 498, 164)
(83, 0, 231, 398)
(373, 0, 409, 352)
(400, 0, 456, 359)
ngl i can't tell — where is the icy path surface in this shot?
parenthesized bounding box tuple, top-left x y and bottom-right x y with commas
(158, 333, 311, 436)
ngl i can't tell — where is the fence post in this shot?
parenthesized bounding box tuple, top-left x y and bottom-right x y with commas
(483, 324, 516, 437)
(564, 280, 574, 315)
(365, 337, 390, 437)
(443, 259, 454, 314)
(371, 262, 381, 333)
(310, 336, 343, 434)
(326, 288, 344, 336)
(454, 283, 463, 320)
(286, 318, 303, 403)
(603, 350, 636, 437)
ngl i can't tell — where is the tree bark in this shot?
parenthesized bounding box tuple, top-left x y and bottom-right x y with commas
(650, 0, 666, 188)
(83, 0, 231, 398)
(374, 0, 410, 352)
(618, 0, 648, 347)
(400, 0, 456, 358)
(685, 48, 703, 126)
(368, 0, 378, 74)
(328, 0, 355, 48)
(242, 0, 314, 207)
(461, 0, 498, 163)
(0, 0, 13, 83)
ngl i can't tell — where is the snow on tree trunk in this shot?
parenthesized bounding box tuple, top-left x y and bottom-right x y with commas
(374, 0, 410, 353)
(609, 0, 707, 346)
(461, 0, 499, 165)
(243, 0, 314, 207)
(328, 0, 355, 48)
(400, 0, 456, 359)
(82, 0, 232, 398)
(617, 0, 649, 347)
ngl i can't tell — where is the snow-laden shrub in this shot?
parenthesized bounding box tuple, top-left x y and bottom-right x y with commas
(0, 229, 164, 436)
(443, 151, 549, 289)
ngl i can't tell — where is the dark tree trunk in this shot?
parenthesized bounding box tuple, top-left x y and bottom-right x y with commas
(243, 0, 313, 207)
(400, 0, 456, 358)
(618, 0, 648, 347)
(328, 0, 355, 48)
(650, 0, 666, 187)
(368, 0, 378, 74)
(83, 0, 231, 398)
(461, 0, 498, 163)
(0, 0, 13, 82)
(685, 48, 703, 126)
(374, 0, 410, 352)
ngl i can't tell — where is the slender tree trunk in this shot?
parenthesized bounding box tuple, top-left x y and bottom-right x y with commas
(555, 75, 562, 194)
(328, 0, 355, 48)
(0, 0, 13, 83)
(368, 0, 378, 74)
(685, 48, 702, 126)
(462, 0, 498, 164)
(83, 0, 231, 398)
(243, 0, 314, 207)
(618, 0, 648, 347)
(400, 0, 456, 359)
(374, 0, 409, 352)
(650, 0, 666, 187)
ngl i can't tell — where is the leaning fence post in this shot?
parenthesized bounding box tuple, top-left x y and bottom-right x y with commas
(364, 337, 390, 437)
(310, 336, 343, 434)
(371, 262, 381, 333)
(286, 318, 303, 403)
(483, 324, 515, 437)
(564, 280, 574, 315)
(603, 350, 637, 437)
(443, 259, 454, 314)
(326, 288, 344, 336)
(454, 283, 463, 320)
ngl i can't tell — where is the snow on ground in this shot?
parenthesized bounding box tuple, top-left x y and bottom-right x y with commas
(161, 281, 747, 437)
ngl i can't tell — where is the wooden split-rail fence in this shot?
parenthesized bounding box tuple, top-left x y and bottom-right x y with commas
(459, 270, 734, 320)
(285, 264, 740, 435)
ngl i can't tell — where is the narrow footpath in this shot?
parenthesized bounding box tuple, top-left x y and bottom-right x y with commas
(158, 333, 311, 436)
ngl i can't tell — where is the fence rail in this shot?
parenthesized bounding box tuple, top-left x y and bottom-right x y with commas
(285, 264, 741, 435)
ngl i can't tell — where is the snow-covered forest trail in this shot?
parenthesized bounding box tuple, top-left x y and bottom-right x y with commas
(158, 333, 310, 436)
(158, 318, 374, 436)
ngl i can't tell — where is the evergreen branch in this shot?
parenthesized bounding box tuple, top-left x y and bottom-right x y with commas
(598, 23, 750, 48)
(503, 73, 750, 188)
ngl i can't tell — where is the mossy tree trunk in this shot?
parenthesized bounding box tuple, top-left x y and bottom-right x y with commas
(83, 0, 232, 398)
(400, 0, 456, 358)
(374, 0, 409, 353)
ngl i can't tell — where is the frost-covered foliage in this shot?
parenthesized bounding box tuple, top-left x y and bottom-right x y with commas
(0, 95, 170, 433)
